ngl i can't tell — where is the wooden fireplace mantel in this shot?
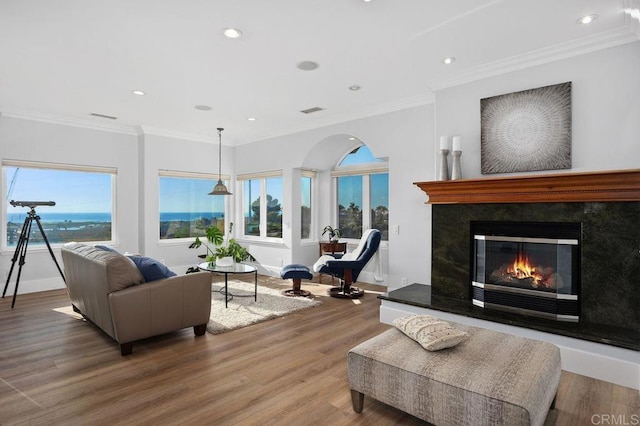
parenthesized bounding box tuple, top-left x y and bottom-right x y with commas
(414, 169, 640, 204)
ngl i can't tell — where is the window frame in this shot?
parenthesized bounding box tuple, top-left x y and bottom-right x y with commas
(157, 169, 230, 244)
(300, 170, 316, 241)
(331, 147, 389, 243)
(1, 159, 117, 252)
(237, 171, 284, 242)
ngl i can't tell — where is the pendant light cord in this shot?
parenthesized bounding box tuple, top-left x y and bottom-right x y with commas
(217, 127, 224, 182)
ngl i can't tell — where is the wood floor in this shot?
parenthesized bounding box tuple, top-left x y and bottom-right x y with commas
(1, 275, 638, 425)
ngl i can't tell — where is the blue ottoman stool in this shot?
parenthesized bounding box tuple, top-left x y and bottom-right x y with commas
(280, 264, 313, 297)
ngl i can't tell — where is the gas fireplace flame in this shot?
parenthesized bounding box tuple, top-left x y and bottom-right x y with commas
(506, 253, 544, 286)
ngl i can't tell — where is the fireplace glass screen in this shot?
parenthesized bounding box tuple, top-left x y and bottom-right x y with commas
(471, 221, 580, 322)
(475, 238, 577, 295)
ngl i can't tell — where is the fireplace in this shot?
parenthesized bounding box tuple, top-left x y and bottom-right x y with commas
(471, 221, 580, 322)
(408, 170, 640, 350)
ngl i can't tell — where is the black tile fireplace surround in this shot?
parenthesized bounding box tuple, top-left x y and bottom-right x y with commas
(381, 201, 640, 351)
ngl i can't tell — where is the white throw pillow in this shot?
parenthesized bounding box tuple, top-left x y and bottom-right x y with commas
(393, 315, 468, 351)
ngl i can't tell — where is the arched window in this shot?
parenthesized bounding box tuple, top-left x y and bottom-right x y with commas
(332, 145, 388, 241)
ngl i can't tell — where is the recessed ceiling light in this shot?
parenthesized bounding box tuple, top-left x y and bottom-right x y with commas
(247, 117, 256, 121)
(132, 90, 145, 96)
(349, 137, 356, 141)
(349, 85, 361, 91)
(194, 105, 212, 111)
(223, 28, 242, 38)
(442, 57, 456, 65)
(363, 0, 372, 2)
(297, 61, 319, 71)
(577, 14, 598, 24)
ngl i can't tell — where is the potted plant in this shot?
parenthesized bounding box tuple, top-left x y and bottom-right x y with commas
(215, 239, 256, 264)
(188, 225, 224, 262)
(322, 225, 342, 242)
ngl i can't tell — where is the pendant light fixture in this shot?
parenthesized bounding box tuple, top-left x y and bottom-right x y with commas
(209, 127, 232, 195)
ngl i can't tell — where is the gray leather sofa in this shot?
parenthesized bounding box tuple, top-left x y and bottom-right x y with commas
(61, 243, 212, 355)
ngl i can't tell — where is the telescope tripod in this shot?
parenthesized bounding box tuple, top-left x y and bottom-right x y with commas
(2, 207, 65, 308)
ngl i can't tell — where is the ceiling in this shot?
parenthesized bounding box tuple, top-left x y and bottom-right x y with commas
(0, 0, 638, 146)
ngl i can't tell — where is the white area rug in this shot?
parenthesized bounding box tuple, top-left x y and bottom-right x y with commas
(207, 280, 322, 335)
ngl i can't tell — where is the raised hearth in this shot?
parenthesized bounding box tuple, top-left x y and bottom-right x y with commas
(379, 284, 639, 351)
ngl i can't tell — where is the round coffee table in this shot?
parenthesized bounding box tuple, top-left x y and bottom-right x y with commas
(198, 262, 258, 308)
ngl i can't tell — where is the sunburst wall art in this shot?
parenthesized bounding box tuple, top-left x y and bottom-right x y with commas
(480, 82, 572, 174)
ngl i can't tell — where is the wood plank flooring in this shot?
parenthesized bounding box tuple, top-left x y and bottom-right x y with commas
(1, 275, 638, 425)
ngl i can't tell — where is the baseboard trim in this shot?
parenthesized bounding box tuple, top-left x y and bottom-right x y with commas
(380, 301, 640, 390)
(2, 277, 66, 296)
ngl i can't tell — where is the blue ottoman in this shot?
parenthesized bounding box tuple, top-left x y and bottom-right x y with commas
(280, 264, 313, 297)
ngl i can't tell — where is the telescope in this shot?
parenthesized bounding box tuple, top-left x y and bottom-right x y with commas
(4, 199, 64, 308)
(9, 200, 56, 208)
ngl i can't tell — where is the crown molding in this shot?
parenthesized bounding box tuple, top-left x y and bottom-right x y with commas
(137, 126, 216, 144)
(0, 108, 224, 144)
(0, 107, 139, 136)
(429, 25, 640, 91)
(239, 92, 436, 146)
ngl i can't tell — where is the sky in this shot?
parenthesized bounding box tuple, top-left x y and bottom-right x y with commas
(337, 146, 388, 209)
(6, 147, 384, 216)
(6, 167, 112, 214)
(160, 176, 226, 213)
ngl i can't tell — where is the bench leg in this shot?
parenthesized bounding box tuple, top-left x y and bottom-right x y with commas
(351, 390, 364, 413)
(194, 324, 207, 336)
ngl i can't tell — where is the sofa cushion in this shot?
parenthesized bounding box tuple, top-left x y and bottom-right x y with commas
(63, 243, 144, 292)
(95, 244, 120, 253)
(393, 315, 468, 351)
(127, 255, 176, 282)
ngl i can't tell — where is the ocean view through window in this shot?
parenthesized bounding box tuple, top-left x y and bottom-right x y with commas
(3, 162, 115, 248)
(159, 173, 226, 240)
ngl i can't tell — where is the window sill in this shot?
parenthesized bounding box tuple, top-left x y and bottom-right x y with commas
(235, 238, 286, 248)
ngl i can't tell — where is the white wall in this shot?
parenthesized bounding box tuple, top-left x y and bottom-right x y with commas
(435, 41, 640, 179)
(2, 41, 638, 295)
(0, 115, 139, 293)
(139, 132, 233, 273)
(234, 104, 434, 286)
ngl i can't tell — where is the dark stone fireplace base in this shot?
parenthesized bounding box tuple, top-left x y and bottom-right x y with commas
(431, 202, 640, 334)
(379, 283, 639, 351)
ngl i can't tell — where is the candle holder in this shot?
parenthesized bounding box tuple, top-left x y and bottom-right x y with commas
(438, 149, 450, 181)
(452, 150, 462, 180)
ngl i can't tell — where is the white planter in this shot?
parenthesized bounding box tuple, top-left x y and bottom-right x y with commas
(216, 256, 234, 267)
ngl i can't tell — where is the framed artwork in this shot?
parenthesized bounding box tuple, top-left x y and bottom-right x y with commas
(481, 82, 572, 174)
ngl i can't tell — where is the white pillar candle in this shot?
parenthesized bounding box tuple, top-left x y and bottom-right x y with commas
(452, 136, 461, 151)
(440, 136, 448, 150)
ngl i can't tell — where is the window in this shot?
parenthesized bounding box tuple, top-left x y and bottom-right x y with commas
(333, 146, 388, 241)
(301, 172, 314, 239)
(239, 173, 283, 239)
(337, 175, 363, 239)
(370, 173, 389, 240)
(3, 161, 115, 248)
(159, 171, 227, 240)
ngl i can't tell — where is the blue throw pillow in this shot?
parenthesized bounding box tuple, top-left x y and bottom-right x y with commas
(95, 244, 120, 253)
(127, 255, 176, 282)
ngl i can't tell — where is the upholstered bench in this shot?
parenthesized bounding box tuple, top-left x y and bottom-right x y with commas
(280, 263, 313, 297)
(348, 324, 561, 426)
